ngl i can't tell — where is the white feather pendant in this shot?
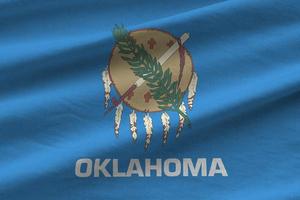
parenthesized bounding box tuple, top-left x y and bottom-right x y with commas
(102, 69, 112, 108)
(129, 110, 137, 141)
(161, 112, 170, 144)
(188, 72, 198, 110)
(176, 102, 187, 138)
(143, 114, 153, 150)
(114, 103, 123, 137)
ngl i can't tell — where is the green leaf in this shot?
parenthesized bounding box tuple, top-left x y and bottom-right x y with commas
(112, 25, 188, 121)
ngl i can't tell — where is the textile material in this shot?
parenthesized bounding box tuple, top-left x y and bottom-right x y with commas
(1, 0, 300, 199)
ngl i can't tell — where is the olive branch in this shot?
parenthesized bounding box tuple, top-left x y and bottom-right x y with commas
(112, 25, 190, 125)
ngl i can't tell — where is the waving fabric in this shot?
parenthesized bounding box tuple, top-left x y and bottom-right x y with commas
(0, 0, 300, 199)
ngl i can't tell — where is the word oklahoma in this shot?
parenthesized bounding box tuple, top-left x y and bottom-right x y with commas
(75, 158, 228, 177)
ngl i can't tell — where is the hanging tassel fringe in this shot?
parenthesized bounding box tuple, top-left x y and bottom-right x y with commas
(102, 69, 112, 108)
(114, 103, 123, 137)
(176, 102, 187, 138)
(161, 112, 170, 144)
(188, 72, 198, 110)
(144, 113, 153, 150)
(129, 110, 137, 142)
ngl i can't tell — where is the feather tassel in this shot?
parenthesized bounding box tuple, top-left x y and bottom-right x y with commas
(114, 103, 123, 137)
(144, 113, 153, 150)
(161, 112, 170, 144)
(176, 102, 187, 138)
(188, 72, 198, 110)
(129, 110, 137, 142)
(102, 69, 112, 108)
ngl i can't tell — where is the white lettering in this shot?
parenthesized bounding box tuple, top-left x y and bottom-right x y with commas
(74, 158, 228, 177)
(94, 159, 111, 177)
(183, 158, 207, 176)
(145, 159, 162, 177)
(127, 159, 144, 177)
(113, 159, 127, 177)
(75, 158, 92, 177)
(164, 158, 181, 177)
(208, 158, 228, 176)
